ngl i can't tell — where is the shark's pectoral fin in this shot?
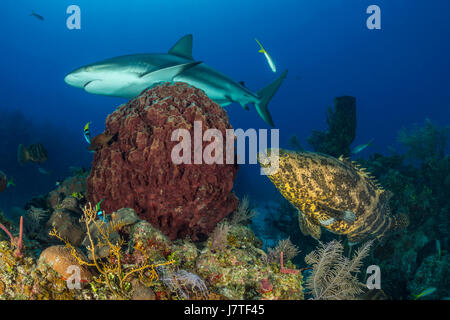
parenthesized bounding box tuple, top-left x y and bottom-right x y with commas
(240, 103, 250, 111)
(214, 100, 232, 107)
(169, 34, 194, 60)
(298, 210, 321, 240)
(140, 61, 202, 82)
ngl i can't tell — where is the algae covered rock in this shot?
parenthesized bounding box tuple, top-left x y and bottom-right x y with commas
(46, 209, 85, 246)
(130, 220, 172, 261)
(38, 245, 93, 283)
(408, 254, 449, 299)
(170, 239, 199, 270)
(196, 223, 303, 300)
(48, 173, 88, 209)
(111, 207, 140, 226)
(130, 278, 156, 300)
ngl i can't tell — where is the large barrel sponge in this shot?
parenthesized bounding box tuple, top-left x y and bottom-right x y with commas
(87, 83, 239, 241)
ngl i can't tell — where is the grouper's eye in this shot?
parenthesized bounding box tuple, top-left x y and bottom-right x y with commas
(283, 153, 289, 158)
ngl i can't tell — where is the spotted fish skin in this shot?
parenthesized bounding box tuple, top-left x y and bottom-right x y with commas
(258, 149, 408, 243)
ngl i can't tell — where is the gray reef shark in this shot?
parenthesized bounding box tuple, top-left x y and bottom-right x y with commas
(64, 34, 287, 126)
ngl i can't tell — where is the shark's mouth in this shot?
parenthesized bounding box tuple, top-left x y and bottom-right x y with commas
(83, 80, 97, 89)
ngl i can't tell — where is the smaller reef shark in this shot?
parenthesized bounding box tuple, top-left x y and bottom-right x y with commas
(64, 35, 288, 126)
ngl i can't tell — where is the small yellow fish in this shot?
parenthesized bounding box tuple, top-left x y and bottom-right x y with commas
(71, 192, 84, 200)
(255, 38, 277, 73)
(352, 139, 374, 154)
(413, 287, 437, 300)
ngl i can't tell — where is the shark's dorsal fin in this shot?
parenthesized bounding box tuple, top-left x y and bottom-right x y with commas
(168, 34, 194, 60)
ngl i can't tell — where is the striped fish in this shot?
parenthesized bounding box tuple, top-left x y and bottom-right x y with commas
(84, 122, 92, 144)
(258, 149, 409, 244)
(17, 143, 48, 165)
(30, 11, 44, 21)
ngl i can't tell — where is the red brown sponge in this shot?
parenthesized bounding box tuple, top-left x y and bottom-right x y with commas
(87, 83, 239, 240)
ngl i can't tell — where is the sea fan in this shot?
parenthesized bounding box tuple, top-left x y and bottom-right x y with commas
(229, 195, 257, 225)
(264, 237, 300, 264)
(209, 222, 231, 252)
(304, 239, 373, 300)
(24, 206, 48, 234)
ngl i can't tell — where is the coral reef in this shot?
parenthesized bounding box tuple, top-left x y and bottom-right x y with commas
(195, 221, 303, 300)
(398, 118, 449, 163)
(49, 202, 175, 299)
(47, 172, 88, 209)
(355, 119, 449, 299)
(0, 180, 308, 300)
(0, 107, 91, 212)
(270, 102, 448, 300)
(307, 96, 356, 157)
(407, 254, 449, 300)
(87, 83, 239, 241)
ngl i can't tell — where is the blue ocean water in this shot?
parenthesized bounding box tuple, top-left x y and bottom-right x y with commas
(0, 0, 449, 210)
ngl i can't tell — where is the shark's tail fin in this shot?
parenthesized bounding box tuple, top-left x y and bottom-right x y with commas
(255, 70, 288, 127)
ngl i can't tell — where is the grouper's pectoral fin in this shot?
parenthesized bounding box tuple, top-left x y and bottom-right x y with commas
(298, 210, 321, 240)
(316, 201, 357, 225)
(140, 61, 202, 82)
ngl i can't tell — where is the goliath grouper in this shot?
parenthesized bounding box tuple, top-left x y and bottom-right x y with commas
(258, 149, 409, 244)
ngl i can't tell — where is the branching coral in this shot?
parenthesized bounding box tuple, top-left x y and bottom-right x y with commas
(49, 202, 174, 299)
(304, 239, 373, 300)
(280, 251, 299, 275)
(0, 216, 23, 258)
